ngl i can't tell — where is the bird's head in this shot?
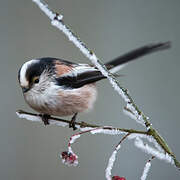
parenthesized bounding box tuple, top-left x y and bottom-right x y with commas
(18, 58, 54, 94)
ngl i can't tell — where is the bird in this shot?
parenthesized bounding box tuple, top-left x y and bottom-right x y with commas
(18, 42, 170, 130)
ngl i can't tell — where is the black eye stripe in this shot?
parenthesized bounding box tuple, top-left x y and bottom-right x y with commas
(24, 57, 77, 84)
(26, 64, 43, 83)
(25, 59, 55, 84)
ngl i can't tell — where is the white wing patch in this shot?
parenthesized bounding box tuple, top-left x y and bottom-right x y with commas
(61, 64, 98, 77)
(73, 64, 98, 74)
(20, 59, 39, 87)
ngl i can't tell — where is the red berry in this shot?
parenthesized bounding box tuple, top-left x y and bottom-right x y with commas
(61, 151, 78, 166)
(112, 176, 126, 180)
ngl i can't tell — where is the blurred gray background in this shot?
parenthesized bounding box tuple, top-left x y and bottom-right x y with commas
(1, 0, 180, 179)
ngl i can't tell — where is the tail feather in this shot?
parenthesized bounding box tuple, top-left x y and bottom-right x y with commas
(105, 42, 171, 73)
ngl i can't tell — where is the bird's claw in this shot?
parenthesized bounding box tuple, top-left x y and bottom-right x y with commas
(41, 114, 51, 126)
(69, 113, 78, 130)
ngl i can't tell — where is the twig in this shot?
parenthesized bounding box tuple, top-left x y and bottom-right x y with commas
(141, 156, 155, 180)
(106, 133, 131, 180)
(16, 110, 148, 135)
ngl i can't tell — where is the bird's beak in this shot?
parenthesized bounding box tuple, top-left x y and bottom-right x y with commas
(22, 87, 30, 93)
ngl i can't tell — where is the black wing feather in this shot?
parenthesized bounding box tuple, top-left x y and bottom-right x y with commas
(56, 70, 105, 89)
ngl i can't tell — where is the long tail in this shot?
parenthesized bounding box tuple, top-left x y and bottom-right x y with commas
(57, 42, 171, 88)
(105, 42, 171, 73)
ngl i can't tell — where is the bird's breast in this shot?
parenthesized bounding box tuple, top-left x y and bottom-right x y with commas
(24, 84, 97, 116)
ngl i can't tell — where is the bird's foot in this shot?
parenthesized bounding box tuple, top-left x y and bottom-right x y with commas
(69, 113, 78, 130)
(40, 114, 51, 126)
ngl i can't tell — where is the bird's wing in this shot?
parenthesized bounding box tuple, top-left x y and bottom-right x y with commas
(55, 63, 105, 89)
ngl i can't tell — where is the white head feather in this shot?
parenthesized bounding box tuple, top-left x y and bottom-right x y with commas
(19, 59, 39, 87)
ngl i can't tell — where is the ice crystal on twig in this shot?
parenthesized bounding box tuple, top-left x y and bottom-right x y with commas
(90, 127, 126, 136)
(124, 103, 145, 126)
(141, 157, 154, 180)
(16, 110, 68, 127)
(106, 144, 121, 180)
(134, 137, 174, 164)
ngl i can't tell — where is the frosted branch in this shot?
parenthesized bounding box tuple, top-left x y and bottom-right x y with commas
(106, 133, 130, 180)
(16, 110, 69, 128)
(123, 105, 145, 126)
(106, 144, 121, 180)
(62, 128, 129, 170)
(134, 137, 174, 164)
(28, 0, 180, 170)
(16, 109, 180, 170)
(16, 110, 148, 135)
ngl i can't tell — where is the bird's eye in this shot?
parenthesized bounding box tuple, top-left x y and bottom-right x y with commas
(34, 79, 39, 84)
(32, 76, 39, 84)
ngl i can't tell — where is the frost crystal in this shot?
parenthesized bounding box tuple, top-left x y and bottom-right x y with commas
(124, 103, 145, 126)
(90, 127, 126, 135)
(141, 161, 151, 180)
(128, 134, 164, 153)
(49, 120, 67, 127)
(147, 136, 164, 153)
(105, 144, 121, 180)
(16, 111, 68, 127)
(127, 133, 149, 140)
(134, 137, 174, 164)
(16, 111, 42, 122)
(80, 127, 95, 131)
(32, 0, 56, 20)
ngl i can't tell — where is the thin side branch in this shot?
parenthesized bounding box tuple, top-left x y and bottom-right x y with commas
(106, 133, 131, 180)
(16, 110, 148, 135)
(141, 156, 155, 180)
